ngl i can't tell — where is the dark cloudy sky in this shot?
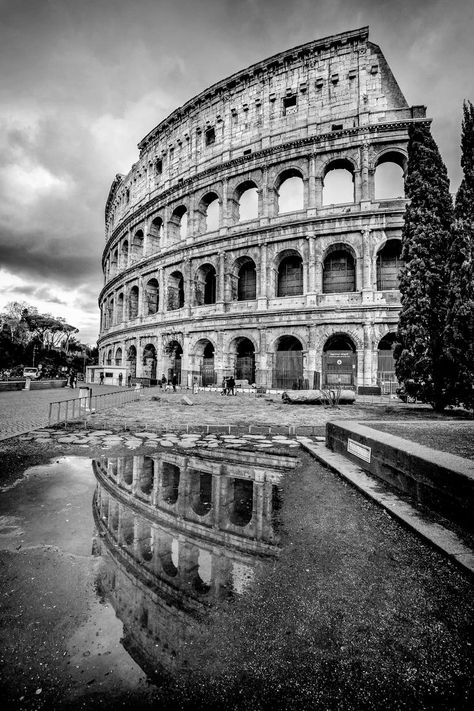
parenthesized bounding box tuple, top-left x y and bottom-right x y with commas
(0, 0, 472, 343)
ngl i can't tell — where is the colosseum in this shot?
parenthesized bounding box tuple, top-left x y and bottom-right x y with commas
(97, 26, 427, 392)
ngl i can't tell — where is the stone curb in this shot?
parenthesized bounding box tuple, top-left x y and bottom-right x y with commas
(300, 440, 474, 577)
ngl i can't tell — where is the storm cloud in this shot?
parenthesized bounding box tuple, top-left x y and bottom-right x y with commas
(0, 0, 472, 342)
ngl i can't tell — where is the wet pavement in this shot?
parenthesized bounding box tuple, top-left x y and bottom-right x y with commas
(0, 442, 473, 710)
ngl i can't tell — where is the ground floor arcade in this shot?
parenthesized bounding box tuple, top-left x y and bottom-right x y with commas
(98, 324, 398, 393)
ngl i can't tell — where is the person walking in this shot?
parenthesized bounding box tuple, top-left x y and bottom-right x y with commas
(221, 377, 227, 396)
(172, 373, 178, 392)
(99, 372, 104, 385)
(161, 373, 167, 389)
(127, 373, 132, 388)
(118, 372, 123, 387)
(227, 375, 235, 396)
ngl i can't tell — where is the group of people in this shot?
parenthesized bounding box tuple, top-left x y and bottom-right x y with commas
(67, 370, 77, 388)
(160, 373, 178, 392)
(221, 375, 236, 395)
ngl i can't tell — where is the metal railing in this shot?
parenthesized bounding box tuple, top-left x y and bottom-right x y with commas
(48, 388, 141, 426)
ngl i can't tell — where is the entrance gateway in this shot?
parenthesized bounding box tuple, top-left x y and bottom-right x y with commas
(322, 335, 357, 388)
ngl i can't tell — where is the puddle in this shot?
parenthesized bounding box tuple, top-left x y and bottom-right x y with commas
(0, 445, 295, 708)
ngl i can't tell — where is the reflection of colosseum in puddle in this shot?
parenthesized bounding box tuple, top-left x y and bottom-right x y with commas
(92, 449, 297, 677)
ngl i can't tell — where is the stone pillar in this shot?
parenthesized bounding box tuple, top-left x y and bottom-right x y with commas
(361, 227, 373, 301)
(253, 478, 265, 541)
(158, 267, 165, 314)
(308, 155, 317, 210)
(182, 332, 191, 388)
(152, 456, 162, 507)
(212, 472, 221, 530)
(138, 276, 145, 318)
(183, 258, 192, 317)
(306, 235, 316, 293)
(315, 176, 323, 209)
(360, 141, 371, 207)
(187, 192, 195, 239)
(363, 320, 374, 387)
(315, 243, 323, 296)
(162, 205, 169, 247)
(220, 179, 228, 230)
(259, 166, 269, 224)
(257, 242, 268, 308)
(132, 456, 142, 496)
(217, 251, 226, 304)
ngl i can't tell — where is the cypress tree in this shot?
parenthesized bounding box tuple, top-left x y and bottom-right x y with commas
(446, 100, 474, 409)
(395, 122, 454, 411)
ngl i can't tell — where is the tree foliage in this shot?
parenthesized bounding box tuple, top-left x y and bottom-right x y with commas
(446, 100, 474, 409)
(395, 122, 454, 411)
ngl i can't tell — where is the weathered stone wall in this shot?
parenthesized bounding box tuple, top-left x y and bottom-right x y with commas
(98, 27, 428, 391)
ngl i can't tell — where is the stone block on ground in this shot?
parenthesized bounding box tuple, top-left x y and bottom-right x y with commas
(181, 395, 193, 406)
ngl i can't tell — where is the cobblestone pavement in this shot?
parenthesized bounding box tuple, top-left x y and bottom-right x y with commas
(0, 385, 122, 440)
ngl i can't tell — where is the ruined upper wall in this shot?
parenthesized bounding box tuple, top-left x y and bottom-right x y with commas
(105, 27, 419, 230)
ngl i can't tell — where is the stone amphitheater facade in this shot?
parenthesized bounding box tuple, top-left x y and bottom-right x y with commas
(98, 26, 428, 391)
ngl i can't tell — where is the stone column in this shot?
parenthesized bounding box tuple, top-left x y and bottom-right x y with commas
(132, 456, 142, 496)
(308, 155, 317, 211)
(315, 243, 323, 296)
(138, 276, 145, 318)
(259, 166, 269, 224)
(187, 192, 195, 240)
(360, 140, 370, 206)
(152, 456, 162, 507)
(315, 175, 323, 209)
(253, 478, 265, 541)
(220, 179, 228, 230)
(212, 472, 221, 530)
(306, 235, 316, 292)
(257, 242, 268, 308)
(361, 227, 373, 301)
(183, 258, 192, 317)
(217, 251, 226, 304)
(158, 267, 165, 314)
(363, 320, 374, 387)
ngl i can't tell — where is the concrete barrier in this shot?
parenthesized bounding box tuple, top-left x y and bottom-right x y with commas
(0, 379, 67, 392)
(326, 421, 474, 529)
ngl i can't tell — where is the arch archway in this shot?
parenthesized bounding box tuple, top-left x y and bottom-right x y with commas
(277, 250, 303, 296)
(322, 334, 357, 388)
(229, 478, 254, 526)
(116, 293, 124, 323)
(114, 347, 123, 366)
(168, 205, 187, 242)
(273, 335, 303, 389)
(149, 216, 163, 253)
(131, 230, 144, 262)
(194, 339, 216, 386)
(198, 192, 220, 233)
(139, 457, 154, 497)
(145, 278, 159, 314)
(375, 151, 406, 200)
(161, 462, 180, 505)
(194, 263, 216, 305)
(229, 337, 256, 383)
(167, 271, 184, 310)
(276, 170, 304, 213)
(377, 332, 398, 391)
(121, 240, 129, 268)
(143, 343, 157, 382)
(322, 159, 355, 205)
(164, 340, 183, 384)
(128, 285, 139, 319)
(323, 246, 356, 293)
(376, 240, 404, 290)
(126, 345, 137, 378)
(235, 181, 258, 221)
(189, 469, 212, 517)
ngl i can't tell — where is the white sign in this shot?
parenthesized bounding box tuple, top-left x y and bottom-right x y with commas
(347, 438, 371, 463)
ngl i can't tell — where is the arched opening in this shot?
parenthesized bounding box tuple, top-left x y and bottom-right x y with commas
(123, 457, 133, 486)
(377, 332, 398, 392)
(322, 159, 355, 205)
(236, 182, 258, 221)
(116, 293, 124, 322)
(198, 192, 220, 233)
(138, 525, 153, 562)
(165, 340, 182, 384)
(273, 336, 303, 389)
(229, 479, 253, 526)
(114, 347, 122, 366)
(194, 549, 212, 594)
(121, 514, 134, 547)
(168, 205, 187, 243)
(277, 171, 304, 213)
(167, 271, 184, 310)
(145, 278, 159, 314)
(376, 240, 404, 291)
(131, 229, 144, 262)
(149, 216, 163, 253)
(158, 534, 178, 577)
(322, 334, 357, 388)
(106, 299, 114, 327)
(231, 337, 255, 383)
(189, 470, 212, 517)
(375, 152, 406, 200)
(161, 462, 180, 505)
(143, 344, 157, 382)
(140, 457, 154, 497)
(323, 247, 356, 293)
(106, 349, 112, 366)
(277, 251, 303, 297)
(121, 240, 129, 268)
(237, 258, 257, 301)
(128, 285, 139, 319)
(195, 339, 216, 386)
(194, 264, 216, 305)
(127, 345, 137, 378)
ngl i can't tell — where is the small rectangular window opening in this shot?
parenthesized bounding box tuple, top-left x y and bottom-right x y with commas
(283, 95, 297, 115)
(205, 127, 216, 146)
(155, 159, 163, 174)
(332, 124, 343, 131)
(243, 149, 252, 156)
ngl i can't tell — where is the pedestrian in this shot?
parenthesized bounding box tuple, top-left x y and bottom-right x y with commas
(221, 377, 227, 396)
(172, 373, 178, 392)
(127, 373, 132, 388)
(161, 373, 167, 389)
(228, 375, 235, 396)
(70, 371, 77, 389)
(99, 371, 104, 385)
(118, 372, 123, 387)
(192, 377, 198, 394)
